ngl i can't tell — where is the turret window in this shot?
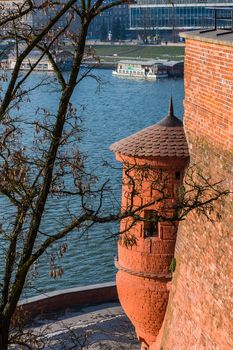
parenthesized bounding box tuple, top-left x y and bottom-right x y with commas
(144, 210, 158, 237)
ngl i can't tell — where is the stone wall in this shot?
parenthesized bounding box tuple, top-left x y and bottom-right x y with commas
(159, 34, 233, 350)
(17, 282, 118, 321)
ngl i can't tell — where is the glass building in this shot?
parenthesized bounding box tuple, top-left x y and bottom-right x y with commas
(129, 0, 233, 40)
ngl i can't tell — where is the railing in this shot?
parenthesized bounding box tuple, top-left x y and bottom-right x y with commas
(135, 0, 233, 5)
(201, 6, 233, 34)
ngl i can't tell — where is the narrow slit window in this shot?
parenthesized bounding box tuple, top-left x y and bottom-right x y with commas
(144, 210, 158, 237)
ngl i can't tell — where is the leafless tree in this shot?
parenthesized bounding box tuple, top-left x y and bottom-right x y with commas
(0, 1, 230, 349)
(0, 1, 132, 348)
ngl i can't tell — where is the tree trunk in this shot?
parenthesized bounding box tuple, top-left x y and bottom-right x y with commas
(0, 317, 10, 350)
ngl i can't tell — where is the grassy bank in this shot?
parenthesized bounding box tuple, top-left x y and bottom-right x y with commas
(92, 45, 184, 61)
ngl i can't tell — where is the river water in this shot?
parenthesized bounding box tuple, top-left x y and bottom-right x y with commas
(0, 69, 184, 298)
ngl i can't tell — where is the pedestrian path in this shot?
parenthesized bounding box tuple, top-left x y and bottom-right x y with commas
(31, 302, 139, 349)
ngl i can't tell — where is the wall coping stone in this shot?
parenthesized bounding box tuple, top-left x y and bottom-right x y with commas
(17, 282, 118, 320)
(19, 281, 116, 306)
(180, 30, 233, 47)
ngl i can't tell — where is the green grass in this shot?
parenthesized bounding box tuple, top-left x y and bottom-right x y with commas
(92, 45, 184, 61)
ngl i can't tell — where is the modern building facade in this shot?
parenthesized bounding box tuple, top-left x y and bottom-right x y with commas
(129, 0, 233, 41)
(89, 2, 129, 40)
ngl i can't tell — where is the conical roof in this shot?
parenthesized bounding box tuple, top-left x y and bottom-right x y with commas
(110, 98, 189, 158)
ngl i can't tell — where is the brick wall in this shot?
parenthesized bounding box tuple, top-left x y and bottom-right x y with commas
(159, 35, 233, 350)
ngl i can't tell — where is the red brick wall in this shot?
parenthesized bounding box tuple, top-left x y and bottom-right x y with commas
(159, 36, 233, 350)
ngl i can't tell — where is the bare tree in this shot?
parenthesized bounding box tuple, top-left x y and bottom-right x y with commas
(0, 1, 132, 348)
(0, 1, 230, 350)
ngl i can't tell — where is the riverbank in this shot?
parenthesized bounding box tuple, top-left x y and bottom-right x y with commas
(92, 44, 184, 61)
(81, 44, 185, 71)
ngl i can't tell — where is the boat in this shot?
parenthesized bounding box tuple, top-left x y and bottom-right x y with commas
(112, 60, 168, 79)
(7, 48, 73, 72)
(8, 50, 54, 71)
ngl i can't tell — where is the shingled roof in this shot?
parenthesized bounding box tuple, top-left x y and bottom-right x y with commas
(110, 98, 189, 158)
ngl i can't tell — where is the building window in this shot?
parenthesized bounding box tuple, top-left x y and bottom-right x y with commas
(144, 210, 158, 237)
(175, 171, 181, 180)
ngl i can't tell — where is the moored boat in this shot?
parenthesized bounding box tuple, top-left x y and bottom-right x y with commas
(112, 60, 168, 79)
(7, 48, 73, 71)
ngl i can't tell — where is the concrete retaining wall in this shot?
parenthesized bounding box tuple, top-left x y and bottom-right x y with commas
(17, 282, 118, 320)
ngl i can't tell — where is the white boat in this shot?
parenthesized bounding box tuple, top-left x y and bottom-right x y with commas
(8, 50, 54, 71)
(7, 48, 73, 71)
(112, 60, 168, 79)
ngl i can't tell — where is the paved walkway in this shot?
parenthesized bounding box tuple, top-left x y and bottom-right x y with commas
(31, 302, 139, 349)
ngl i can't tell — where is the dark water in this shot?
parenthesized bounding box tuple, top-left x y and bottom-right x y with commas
(0, 69, 184, 298)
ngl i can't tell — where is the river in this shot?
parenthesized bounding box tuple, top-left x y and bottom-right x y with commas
(0, 69, 184, 298)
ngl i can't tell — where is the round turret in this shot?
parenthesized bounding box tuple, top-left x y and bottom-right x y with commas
(110, 98, 188, 159)
(110, 99, 189, 350)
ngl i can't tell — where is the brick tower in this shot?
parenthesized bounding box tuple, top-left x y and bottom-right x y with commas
(110, 99, 189, 350)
